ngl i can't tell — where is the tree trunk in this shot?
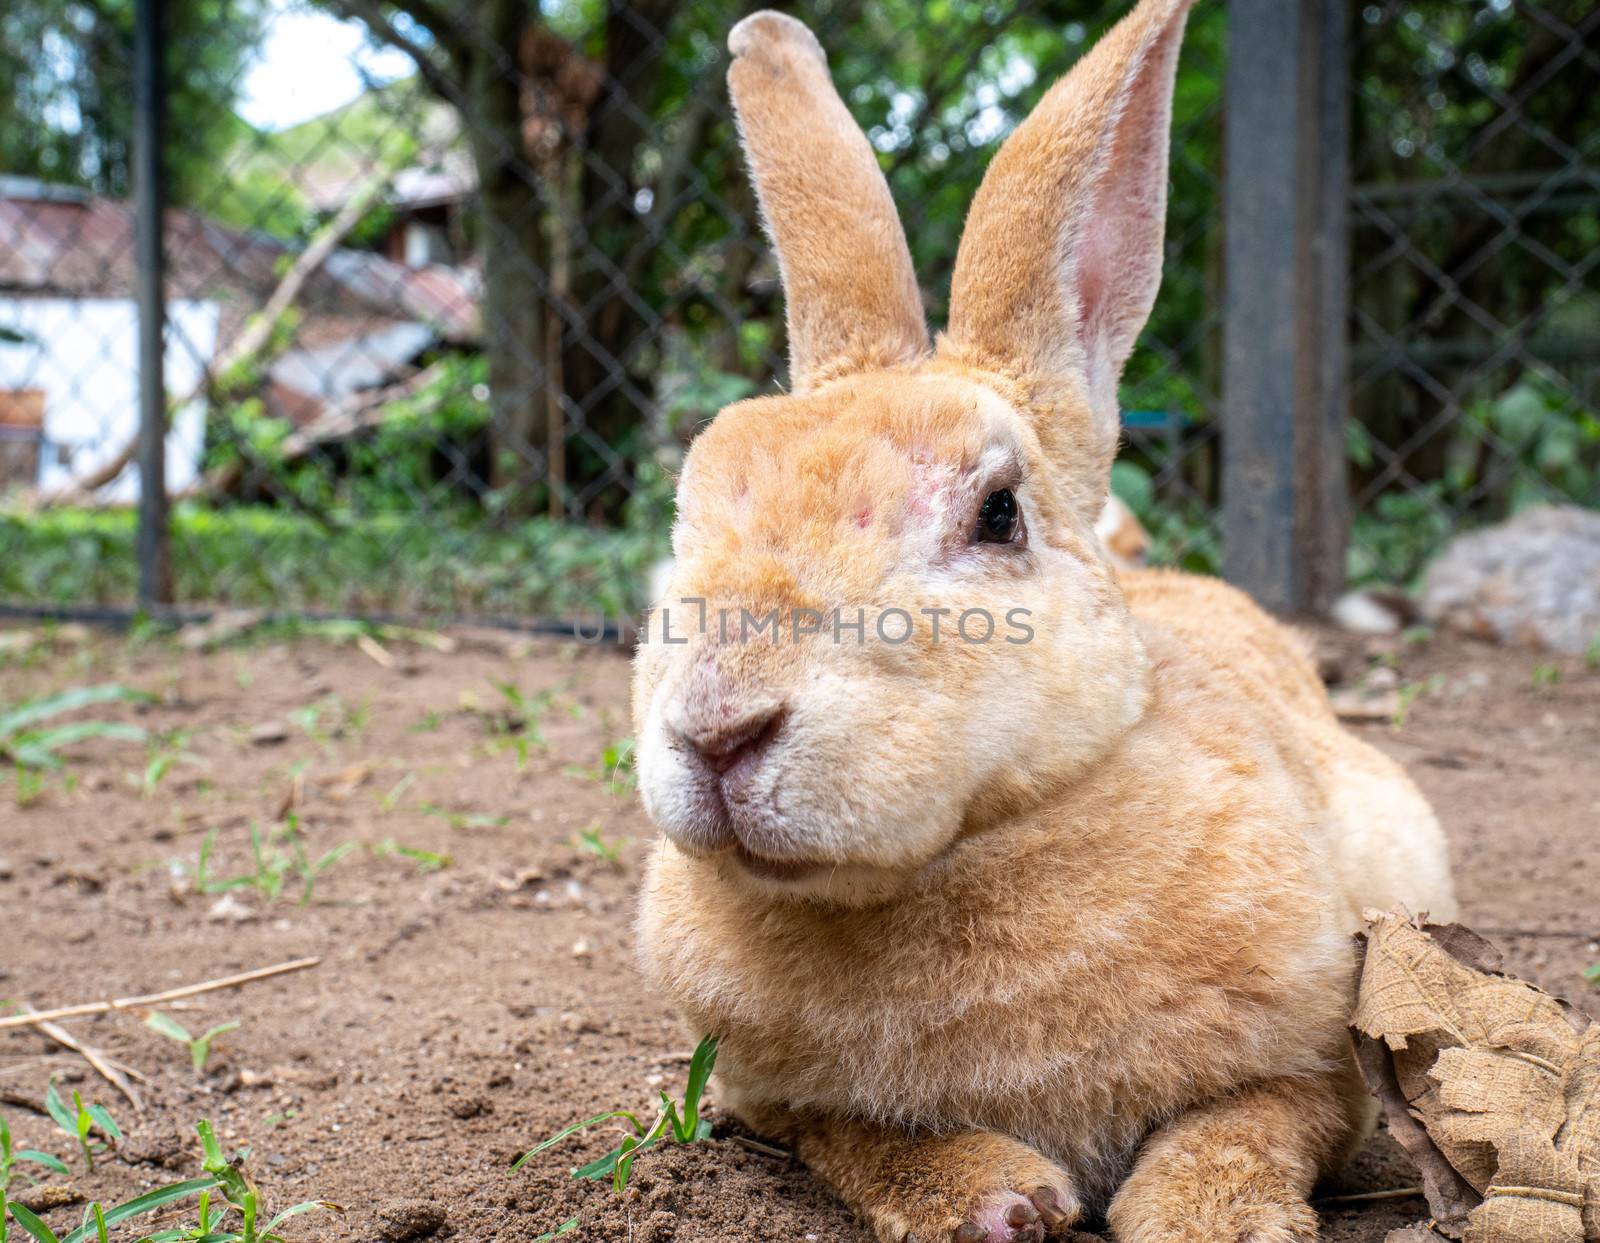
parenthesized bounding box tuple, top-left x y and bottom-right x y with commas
(560, 0, 680, 518)
(469, 0, 549, 512)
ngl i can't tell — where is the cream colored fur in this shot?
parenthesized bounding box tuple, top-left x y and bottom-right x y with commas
(632, 4, 1455, 1241)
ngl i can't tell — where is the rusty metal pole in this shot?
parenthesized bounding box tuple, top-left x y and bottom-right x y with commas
(134, 0, 172, 608)
(1222, 0, 1349, 615)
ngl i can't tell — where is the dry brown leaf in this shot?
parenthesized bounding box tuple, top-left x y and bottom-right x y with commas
(323, 762, 375, 801)
(1353, 912, 1600, 1242)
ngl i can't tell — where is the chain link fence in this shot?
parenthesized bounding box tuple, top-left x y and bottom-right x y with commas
(1347, 0, 1600, 586)
(0, 0, 1593, 625)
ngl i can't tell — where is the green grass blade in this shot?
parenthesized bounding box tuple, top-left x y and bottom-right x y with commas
(142, 1234, 241, 1243)
(611, 1134, 642, 1195)
(312, 844, 357, 873)
(196, 1121, 225, 1169)
(14, 1152, 69, 1177)
(25, 723, 147, 749)
(569, 1146, 623, 1181)
(144, 1013, 192, 1044)
(675, 1035, 719, 1141)
(60, 1177, 219, 1243)
(8, 745, 60, 770)
(531, 1219, 579, 1243)
(508, 1111, 643, 1174)
(42, 1086, 73, 1137)
(84, 1107, 119, 1143)
(0, 686, 152, 737)
(571, 1131, 662, 1184)
(4, 1204, 61, 1243)
(7, 722, 146, 770)
(260, 1200, 337, 1232)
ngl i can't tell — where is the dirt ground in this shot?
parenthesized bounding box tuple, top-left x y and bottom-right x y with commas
(2, 618, 1596, 1243)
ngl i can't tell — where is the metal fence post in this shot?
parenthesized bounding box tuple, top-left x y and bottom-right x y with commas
(134, 0, 171, 608)
(1222, 0, 1349, 615)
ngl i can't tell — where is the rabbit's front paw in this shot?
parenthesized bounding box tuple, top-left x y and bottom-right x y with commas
(1106, 1145, 1318, 1243)
(865, 1131, 1081, 1243)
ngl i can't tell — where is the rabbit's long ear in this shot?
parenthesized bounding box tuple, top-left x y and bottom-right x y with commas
(941, 0, 1194, 498)
(728, 12, 928, 393)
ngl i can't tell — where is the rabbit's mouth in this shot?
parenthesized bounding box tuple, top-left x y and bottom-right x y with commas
(730, 843, 826, 884)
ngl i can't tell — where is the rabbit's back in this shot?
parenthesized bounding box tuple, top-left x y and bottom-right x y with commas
(1117, 568, 1328, 723)
(1120, 567, 1456, 928)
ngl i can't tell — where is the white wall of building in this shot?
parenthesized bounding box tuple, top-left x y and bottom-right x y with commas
(0, 297, 219, 501)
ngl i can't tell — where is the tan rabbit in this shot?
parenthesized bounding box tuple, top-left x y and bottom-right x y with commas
(632, 3, 1456, 1241)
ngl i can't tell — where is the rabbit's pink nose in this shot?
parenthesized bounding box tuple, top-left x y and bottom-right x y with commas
(681, 705, 787, 776)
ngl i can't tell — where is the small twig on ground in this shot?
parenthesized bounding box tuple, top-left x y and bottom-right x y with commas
(730, 1135, 790, 1159)
(0, 957, 321, 1031)
(1313, 1187, 1424, 1205)
(24, 1006, 146, 1111)
(0, 1056, 78, 1078)
(356, 633, 396, 668)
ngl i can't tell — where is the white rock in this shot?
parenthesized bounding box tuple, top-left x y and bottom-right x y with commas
(1421, 505, 1600, 653)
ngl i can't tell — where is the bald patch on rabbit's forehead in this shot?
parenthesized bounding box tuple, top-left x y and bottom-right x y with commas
(686, 373, 1024, 506)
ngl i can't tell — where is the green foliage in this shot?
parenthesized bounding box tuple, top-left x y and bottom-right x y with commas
(0, 1113, 71, 1195)
(479, 683, 553, 768)
(511, 1034, 719, 1201)
(135, 1120, 338, 1243)
(1458, 381, 1600, 513)
(573, 826, 624, 870)
(11, 767, 45, 810)
(142, 730, 199, 797)
(202, 357, 498, 518)
(1392, 674, 1446, 729)
(213, 80, 433, 240)
(371, 839, 452, 873)
(1530, 663, 1563, 693)
(565, 739, 637, 798)
(145, 1013, 241, 1076)
(288, 695, 367, 748)
(43, 1086, 118, 1173)
(0, 685, 150, 771)
(1109, 461, 1220, 575)
(1350, 379, 1600, 587)
(1349, 486, 1456, 590)
(0, 0, 270, 204)
(419, 804, 505, 831)
(193, 819, 356, 906)
(0, 507, 663, 619)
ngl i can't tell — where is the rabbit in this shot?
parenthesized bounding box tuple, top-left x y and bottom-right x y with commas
(632, 3, 1456, 1241)
(644, 494, 1147, 611)
(1093, 494, 1151, 570)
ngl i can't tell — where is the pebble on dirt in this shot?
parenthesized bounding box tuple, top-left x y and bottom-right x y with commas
(373, 1198, 448, 1241)
(248, 720, 291, 745)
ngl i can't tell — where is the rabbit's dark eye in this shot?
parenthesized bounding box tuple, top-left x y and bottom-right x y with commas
(974, 488, 1021, 544)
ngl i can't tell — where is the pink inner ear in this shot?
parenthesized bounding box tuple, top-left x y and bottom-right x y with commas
(1073, 20, 1184, 398)
(854, 506, 874, 529)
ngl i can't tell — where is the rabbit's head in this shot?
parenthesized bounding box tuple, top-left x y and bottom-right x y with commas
(634, 0, 1195, 903)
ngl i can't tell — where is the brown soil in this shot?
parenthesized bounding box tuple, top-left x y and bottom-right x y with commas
(2, 621, 1596, 1243)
